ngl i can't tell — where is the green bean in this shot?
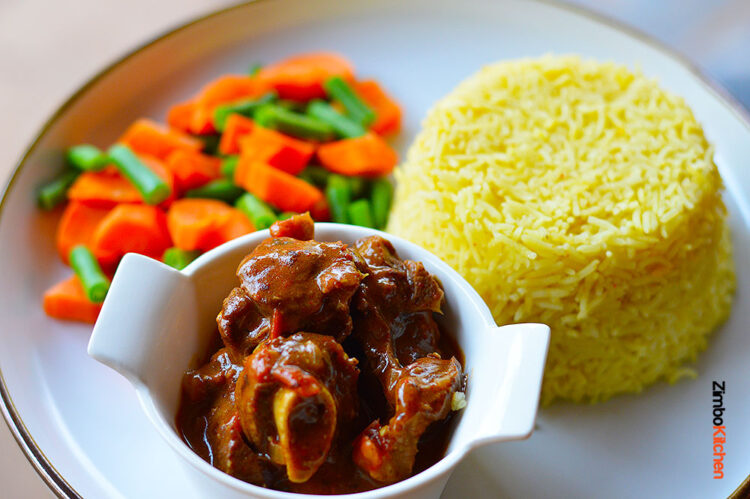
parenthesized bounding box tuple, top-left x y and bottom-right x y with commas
(307, 100, 366, 138)
(347, 199, 375, 228)
(235, 193, 277, 230)
(248, 63, 263, 76)
(254, 104, 335, 141)
(66, 145, 108, 172)
(371, 178, 393, 229)
(213, 92, 277, 131)
(107, 144, 171, 205)
(323, 76, 375, 127)
(298, 165, 330, 187)
(69, 245, 110, 303)
(325, 174, 351, 224)
(278, 211, 298, 221)
(37, 169, 79, 210)
(185, 179, 244, 204)
(163, 248, 200, 270)
(195, 134, 221, 155)
(277, 99, 307, 113)
(220, 156, 240, 179)
(348, 176, 368, 199)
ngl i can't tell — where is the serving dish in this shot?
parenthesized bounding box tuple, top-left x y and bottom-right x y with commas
(1, 0, 749, 497)
(87, 223, 549, 498)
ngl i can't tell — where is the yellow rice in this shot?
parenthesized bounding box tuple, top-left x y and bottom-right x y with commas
(387, 55, 735, 404)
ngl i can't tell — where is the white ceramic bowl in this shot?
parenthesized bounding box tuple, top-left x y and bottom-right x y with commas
(87, 223, 549, 499)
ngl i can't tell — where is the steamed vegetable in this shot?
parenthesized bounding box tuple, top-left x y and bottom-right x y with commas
(38, 169, 79, 210)
(69, 245, 110, 303)
(40, 51, 402, 324)
(67, 145, 108, 172)
(254, 104, 334, 141)
(347, 199, 375, 228)
(235, 193, 277, 230)
(324, 77, 375, 126)
(92, 204, 172, 259)
(307, 100, 366, 138)
(185, 179, 244, 204)
(43, 276, 102, 323)
(163, 247, 200, 270)
(107, 145, 172, 205)
(235, 160, 323, 214)
(317, 132, 397, 176)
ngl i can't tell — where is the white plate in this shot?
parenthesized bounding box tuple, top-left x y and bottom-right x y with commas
(1, 0, 748, 497)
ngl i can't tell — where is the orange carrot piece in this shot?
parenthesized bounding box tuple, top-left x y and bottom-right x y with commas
(118, 118, 203, 160)
(218, 114, 255, 155)
(68, 156, 175, 208)
(167, 100, 197, 132)
(217, 209, 255, 243)
(165, 150, 221, 192)
(354, 80, 402, 135)
(257, 52, 355, 101)
(43, 276, 102, 324)
(92, 204, 172, 259)
(235, 161, 323, 213)
(68, 169, 142, 207)
(167, 199, 254, 252)
(119, 119, 203, 161)
(316, 132, 398, 177)
(239, 126, 315, 175)
(190, 75, 266, 134)
(56, 201, 118, 267)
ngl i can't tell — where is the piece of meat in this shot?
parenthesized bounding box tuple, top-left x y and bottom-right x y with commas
(353, 356, 461, 483)
(181, 348, 268, 485)
(349, 236, 462, 483)
(236, 333, 360, 483)
(270, 212, 315, 240)
(236, 237, 365, 341)
(217, 287, 269, 360)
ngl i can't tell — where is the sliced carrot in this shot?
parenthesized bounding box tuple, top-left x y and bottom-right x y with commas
(167, 199, 254, 252)
(165, 150, 221, 192)
(218, 114, 255, 155)
(119, 119, 203, 160)
(56, 201, 118, 267)
(317, 132, 398, 177)
(239, 126, 314, 175)
(43, 276, 102, 324)
(190, 75, 266, 134)
(167, 100, 197, 132)
(354, 80, 402, 136)
(92, 204, 172, 259)
(68, 156, 175, 208)
(68, 168, 141, 207)
(235, 161, 323, 213)
(217, 209, 255, 243)
(257, 52, 354, 101)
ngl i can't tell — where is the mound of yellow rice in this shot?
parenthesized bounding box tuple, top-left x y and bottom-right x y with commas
(387, 55, 735, 404)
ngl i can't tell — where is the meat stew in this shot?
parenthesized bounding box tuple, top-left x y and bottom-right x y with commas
(176, 213, 466, 494)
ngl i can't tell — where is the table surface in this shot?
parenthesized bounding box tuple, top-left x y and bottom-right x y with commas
(0, 0, 747, 497)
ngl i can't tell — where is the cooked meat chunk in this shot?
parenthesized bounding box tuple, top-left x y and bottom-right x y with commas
(269, 212, 315, 240)
(350, 236, 463, 483)
(217, 287, 269, 360)
(237, 237, 365, 341)
(235, 333, 359, 483)
(181, 349, 268, 485)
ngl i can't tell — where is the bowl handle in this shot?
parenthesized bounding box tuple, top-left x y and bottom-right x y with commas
(469, 323, 550, 448)
(87, 253, 192, 387)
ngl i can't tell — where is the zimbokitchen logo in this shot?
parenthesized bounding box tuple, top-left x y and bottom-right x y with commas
(713, 381, 726, 479)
